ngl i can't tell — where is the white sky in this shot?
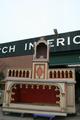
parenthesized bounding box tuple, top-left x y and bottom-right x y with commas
(0, 0, 80, 43)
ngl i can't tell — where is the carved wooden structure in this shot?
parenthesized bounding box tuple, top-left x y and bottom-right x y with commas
(2, 38, 76, 116)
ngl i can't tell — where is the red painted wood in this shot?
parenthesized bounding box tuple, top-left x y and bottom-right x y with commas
(11, 84, 60, 105)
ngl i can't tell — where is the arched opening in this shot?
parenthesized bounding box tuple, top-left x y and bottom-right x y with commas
(8, 70, 11, 77)
(58, 71, 60, 78)
(23, 71, 25, 77)
(10, 84, 61, 105)
(16, 70, 18, 77)
(65, 71, 68, 78)
(54, 71, 56, 78)
(12, 70, 15, 77)
(36, 43, 47, 59)
(61, 71, 64, 78)
(19, 71, 22, 77)
(49, 71, 52, 78)
(26, 71, 29, 78)
(69, 71, 73, 78)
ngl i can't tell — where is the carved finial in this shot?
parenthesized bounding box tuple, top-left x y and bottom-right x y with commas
(40, 37, 44, 41)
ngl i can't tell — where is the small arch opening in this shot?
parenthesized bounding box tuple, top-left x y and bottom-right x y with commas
(19, 71, 22, 77)
(12, 70, 15, 77)
(49, 71, 52, 78)
(65, 71, 68, 78)
(23, 71, 25, 77)
(16, 70, 18, 77)
(54, 71, 56, 78)
(26, 71, 29, 78)
(58, 71, 60, 78)
(8, 70, 12, 77)
(36, 43, 47, 59)
(61, 71, 64, 78)
(69, 71, 73, 78)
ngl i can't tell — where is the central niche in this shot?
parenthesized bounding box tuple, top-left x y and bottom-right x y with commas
(36, 43, 47, 59)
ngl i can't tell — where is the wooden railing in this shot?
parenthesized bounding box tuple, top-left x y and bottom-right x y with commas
(48, 69, 75, 80)
(7, 68, 75, 80)
(7, 69, 32, 78)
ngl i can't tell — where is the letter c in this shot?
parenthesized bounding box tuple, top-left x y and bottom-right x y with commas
(73, 35, 80, 44)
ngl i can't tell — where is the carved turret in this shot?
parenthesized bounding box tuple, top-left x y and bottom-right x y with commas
(32, 38, 49, 79)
